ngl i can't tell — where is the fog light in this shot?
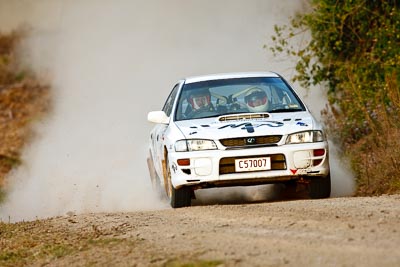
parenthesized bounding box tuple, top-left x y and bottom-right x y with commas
(293, 151, 312, 168)
(194, 158, 212, 176)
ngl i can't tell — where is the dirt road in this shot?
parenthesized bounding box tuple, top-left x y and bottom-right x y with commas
(2, 194, 399, 267)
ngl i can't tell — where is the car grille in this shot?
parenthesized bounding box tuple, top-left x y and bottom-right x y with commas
(220, 135, 282, 148)
(219, 154, 286, 174)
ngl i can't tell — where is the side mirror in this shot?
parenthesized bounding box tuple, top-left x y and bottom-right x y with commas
(147, 111, 169, 124)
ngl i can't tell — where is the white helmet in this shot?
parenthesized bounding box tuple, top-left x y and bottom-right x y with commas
(244, 88, 268, 112)
(188, 89, 211, 110)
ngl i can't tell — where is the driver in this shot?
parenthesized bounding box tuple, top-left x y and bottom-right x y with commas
(244, 88, 269, 112)
(188, 88, 214, 113)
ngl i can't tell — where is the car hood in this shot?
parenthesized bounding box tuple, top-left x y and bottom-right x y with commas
(174, 112, 316, 139)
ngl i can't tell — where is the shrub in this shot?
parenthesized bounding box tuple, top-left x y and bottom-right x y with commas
(0, 29, 50, 195)
(267, 0, 400, 195)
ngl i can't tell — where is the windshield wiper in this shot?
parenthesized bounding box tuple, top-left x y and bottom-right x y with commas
(269, 108, 303, 113)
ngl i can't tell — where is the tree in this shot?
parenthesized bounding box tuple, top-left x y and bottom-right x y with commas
(268, 0, 400, 194)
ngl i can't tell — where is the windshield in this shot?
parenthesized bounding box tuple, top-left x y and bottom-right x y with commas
(174, 77, 305, 121)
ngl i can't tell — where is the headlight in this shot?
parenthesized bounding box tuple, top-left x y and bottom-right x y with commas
(285, 130, 325, 144)
(175, 139, 217, 152)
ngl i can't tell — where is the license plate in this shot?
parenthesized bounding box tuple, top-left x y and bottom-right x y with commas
(235, 157, 271, 172)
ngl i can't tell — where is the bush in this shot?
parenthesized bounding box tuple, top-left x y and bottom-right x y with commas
(267, 0, 400, 195)
(0, 29, 50, 193)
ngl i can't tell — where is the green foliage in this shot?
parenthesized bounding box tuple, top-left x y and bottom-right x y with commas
(268, 0, 400, 195)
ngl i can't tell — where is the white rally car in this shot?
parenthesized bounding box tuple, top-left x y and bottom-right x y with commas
(147, 72, 330, 208)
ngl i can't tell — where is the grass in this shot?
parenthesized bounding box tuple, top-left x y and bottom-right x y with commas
(0, 220, 131, 266)
(352, 128, 400, 195)
(164, 260, 224, 267)
(0, 219, 226, 266)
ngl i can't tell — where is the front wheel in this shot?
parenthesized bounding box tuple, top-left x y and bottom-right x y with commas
(147, 154, 164, 199)
(170, 185, 192, 208)
(308, 174, 331, 199)
(165, 156, 191, 208)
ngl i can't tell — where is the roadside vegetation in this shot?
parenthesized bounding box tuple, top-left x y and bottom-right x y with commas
(0, 29, 50, 202)
(0, 218, 223, 267)
(268, 0, 400, 195)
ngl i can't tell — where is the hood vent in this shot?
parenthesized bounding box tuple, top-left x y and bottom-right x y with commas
(219, 113, 270, 122)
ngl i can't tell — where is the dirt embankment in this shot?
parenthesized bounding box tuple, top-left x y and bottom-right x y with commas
(1, 194, 399, 266)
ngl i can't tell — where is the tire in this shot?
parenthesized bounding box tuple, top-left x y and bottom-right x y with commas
(281, 180, 298, 199)
(170, 185, 192, 208)
(281, 180, 308, 200)
(308, 174, 331, 199)
(165, 156, 191, 208)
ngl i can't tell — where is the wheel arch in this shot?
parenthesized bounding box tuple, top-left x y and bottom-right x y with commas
(162, 146, 169, 194)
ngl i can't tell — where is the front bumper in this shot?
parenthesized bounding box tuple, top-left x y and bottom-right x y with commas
(168, 141, 330, 189)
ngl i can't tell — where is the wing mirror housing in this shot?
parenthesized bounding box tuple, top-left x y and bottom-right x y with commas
(147, 111, 170, 124)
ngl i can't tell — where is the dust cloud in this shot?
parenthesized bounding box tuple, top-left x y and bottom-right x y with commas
(0, 0, 354, 222)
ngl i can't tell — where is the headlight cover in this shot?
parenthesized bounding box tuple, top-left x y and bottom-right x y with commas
(175, 139, 217, 152)
(286, 130, 325, 144)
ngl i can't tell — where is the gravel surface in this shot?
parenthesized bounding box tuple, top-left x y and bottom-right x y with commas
(5, 194, 398, 267)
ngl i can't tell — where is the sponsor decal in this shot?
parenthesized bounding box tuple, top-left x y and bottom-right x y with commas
(290, 169, 310, 175)
(245, 124, 254, 133)
(218, 121, 284, 133)
(257, 122, 284, 127)
(296, 121, 308, 126)
(219, 122, 251, 129)
(172, 163, 177, 173)
(296, 169, 309, 175)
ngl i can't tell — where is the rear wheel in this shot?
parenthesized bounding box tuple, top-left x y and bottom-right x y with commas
(165, 156, 191, 208)
(308, 174, 331, 199)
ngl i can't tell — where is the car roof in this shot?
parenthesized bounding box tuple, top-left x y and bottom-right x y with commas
(182, 72, 280, 84)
